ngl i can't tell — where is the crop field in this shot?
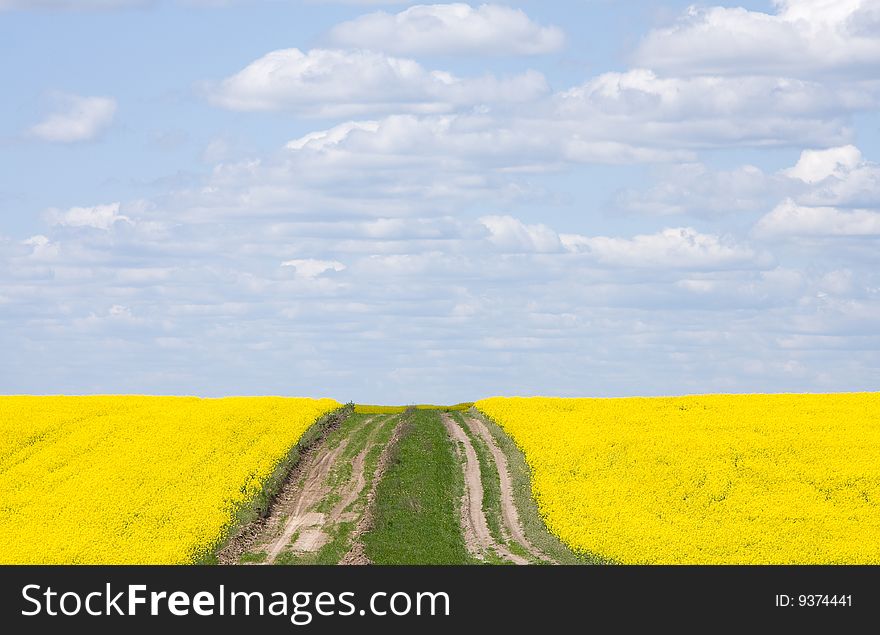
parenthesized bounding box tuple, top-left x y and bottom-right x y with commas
(2, 393, 878, 565)
(476, 393, 880, 564)
(0, 396, 340, 564)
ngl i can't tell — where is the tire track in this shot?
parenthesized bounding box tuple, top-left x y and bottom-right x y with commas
(340, 413, 407, 565)
(264, 439, 348, 563)
(255, 415, 381, 564)
(464, 413, 555, 564)
(442, 413, 528, 564)
(329, 414, 395, 522)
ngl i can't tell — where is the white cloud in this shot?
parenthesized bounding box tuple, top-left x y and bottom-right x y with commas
(47, 203, 129, 230)
(28, 94, 117, 143)
(179, 111, 701, 225)
(780, 145, 880, 209)
(634, 0, 880, 77)
(206, 48, 548, 116)
(784, 145, 863, 183)
(286, 120, 379, 150)
(614, 144, 880, 222)
(4, 194, 877, 400)
(561, 227, 765, 269)
(480, 215, 562, 253)
(22, 235, 60, 260)
(554, 69, 867, 148)
(281, 258, 346, 278)
(614, 163, 786, 217)
(328, 3, 564, 56)
(754, 198, 880, 238)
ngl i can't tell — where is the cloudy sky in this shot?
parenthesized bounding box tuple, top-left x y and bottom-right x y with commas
(2, 1, 879, 403)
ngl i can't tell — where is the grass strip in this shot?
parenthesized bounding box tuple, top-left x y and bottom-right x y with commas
(363, 409, 475, 564)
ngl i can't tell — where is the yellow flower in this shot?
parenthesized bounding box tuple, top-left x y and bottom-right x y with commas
(476, 393, 880, 564)
(0, 396, 339, 564)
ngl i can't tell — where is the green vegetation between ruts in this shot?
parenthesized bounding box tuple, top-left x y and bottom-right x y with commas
(363, 409, 475, 564)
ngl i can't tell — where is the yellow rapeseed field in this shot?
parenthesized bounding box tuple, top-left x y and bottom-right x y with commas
(354, 405, 407, 414)
(476, 393, 880, 564)
(0, 396, 340, 564)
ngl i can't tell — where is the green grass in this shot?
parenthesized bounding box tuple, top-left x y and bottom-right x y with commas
(238, 550, 267, 564)
(473, 409, 600, 565)
(363, 409, 475, 564)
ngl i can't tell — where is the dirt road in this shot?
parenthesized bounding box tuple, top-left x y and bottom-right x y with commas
(443, 413, 531, 564)
(463, 413, 553, 563)
(222, 408, 552, 565)
(230, 413, 400, 564)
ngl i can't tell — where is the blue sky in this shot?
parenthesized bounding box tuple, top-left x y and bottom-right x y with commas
(1, 0, 879, 403)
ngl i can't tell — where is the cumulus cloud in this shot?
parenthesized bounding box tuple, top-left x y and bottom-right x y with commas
(634, 0, 880, 77)
(280, 258, 346, 278)
(28, 94, 117, 143)
(206, 48, 548, 116)
(175, 111, 703, 226)
(22, 235, 60, 260)
(3, 192, 877, 400)
(770, 145, 880, 212)
(328, 3, 565, 56)
(46, 203, 129, 230)
(783, 145, 863, 184)
(207, 48, 875, 159)
(754, 199, 880, 238)
(480, 215, 562, 253)
(614, 144, 880, 221)
(613, 163, 787, 217)
(561, 227, 766, 269)
(554, 69, 867, 148)
(286, 121, 380, 150)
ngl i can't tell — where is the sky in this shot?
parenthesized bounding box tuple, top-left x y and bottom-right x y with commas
(1, 0, 879, 403)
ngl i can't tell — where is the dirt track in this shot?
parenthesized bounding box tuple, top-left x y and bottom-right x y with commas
(263, 439, 349, 563)
(226, 414, 403, 564)
(221, 408, 549, 565)
(340, 414, 408, 565)
(443, 413, 530, 564)
(464, 413, 553, 563)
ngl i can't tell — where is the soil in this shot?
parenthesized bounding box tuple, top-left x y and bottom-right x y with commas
(464, 413, 554, 563)
(340, 414, 407, 565)
(442, 413, 529, 564)
(220, 414, 396, 565)
(263, 440, 348, 563)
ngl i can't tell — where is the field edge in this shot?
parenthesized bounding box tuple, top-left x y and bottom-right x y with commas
(470, 407, 604, 565)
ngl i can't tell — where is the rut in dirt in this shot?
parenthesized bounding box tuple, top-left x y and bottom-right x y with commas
(228, 412, 402, 564)
(444, 412, 554, 564)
